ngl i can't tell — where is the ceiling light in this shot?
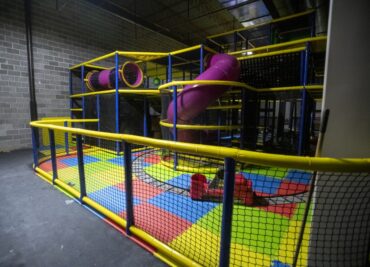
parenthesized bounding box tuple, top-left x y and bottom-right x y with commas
(242, 51, 253, 56)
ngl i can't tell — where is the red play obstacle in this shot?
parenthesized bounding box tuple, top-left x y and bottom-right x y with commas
(190, 173, 256, 205)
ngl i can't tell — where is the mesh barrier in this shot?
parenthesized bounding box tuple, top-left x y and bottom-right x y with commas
(52, 129, 79, 191)
(230, 164, 311, 267)
(238, 49, 325, 89)
(82, 139, 127, 220)
(37, 127, 74, 171)
(133, 149, 223, 266)
(36, 121, 98, 185)
(36, 127, 50, 164)
(239, 53, 301, 88)
(308, 172, 370, 266)
(31, 123, 370, 267)
(239, 90, 319, 155)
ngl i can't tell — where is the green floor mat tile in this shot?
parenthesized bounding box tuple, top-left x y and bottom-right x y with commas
(56, 167, 81, 192)
(84, 149, 119, 161)
(242, 166, 287, 179)
(84, 161, 123, 175)
(196, 205, 290, 256)
(292, 202, 312, 223)
(85, 171, 122, 193)
(144, 163, 214, 182)
(144, 164, 188, 182)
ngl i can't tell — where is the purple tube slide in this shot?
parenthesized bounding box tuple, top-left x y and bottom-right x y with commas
(166, 53, 240, 142)
(85, 62, 143, 91)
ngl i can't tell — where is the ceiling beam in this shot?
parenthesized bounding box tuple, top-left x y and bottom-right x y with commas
(85, 0, 190, 46)
(240, 14, 271, 24)
(262, 0, 280, 19)
(226, 0, 260, 10)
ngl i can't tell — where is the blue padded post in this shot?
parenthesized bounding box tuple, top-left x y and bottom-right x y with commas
(31, 127, 38, 168)
(168, 54, 172, 83)
(200, 44, 204, 73)
(81, 65, 85, 129)
(172, 85, 178, 142)
(172, 85, 178, 170)
(69, 70, 73, 120)
(143, 97, 149, 137)
(219, 157, 236, 267)
(298, 44, 310, 155)
(48, 129, 58, 185)
(115, 52, 120, 154)
(64, 121, 69, 155)
(97, 94, 101, 146)
(76, 134, 86, 202)
(97, 95, 101, 131)
(123, 141, 134, 235)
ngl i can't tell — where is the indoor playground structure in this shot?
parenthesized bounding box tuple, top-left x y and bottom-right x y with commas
(29, 10, 370, 267)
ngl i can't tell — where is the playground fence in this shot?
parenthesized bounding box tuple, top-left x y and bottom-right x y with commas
(30, 118, 370, 267)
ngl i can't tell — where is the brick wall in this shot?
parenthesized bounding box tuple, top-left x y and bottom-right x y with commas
(0, 0, 184, 152)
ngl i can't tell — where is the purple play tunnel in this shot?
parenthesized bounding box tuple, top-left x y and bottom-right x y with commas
(166, 53, 240, 142)
(85, 61, 143, 91)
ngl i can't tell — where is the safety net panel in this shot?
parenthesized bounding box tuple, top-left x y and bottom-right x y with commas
(81, 138, 128, 220)
(131, 149, 370, 266)
(36, 127, 50, 166)
(229, 163, 312, 266)
(37, 127, 75, 177)
(50, 129, 78, 191)
(132, 149, 225, 266)
(239, 52, 301, 88)
(307, 172, 370, 266)
(229, 165, 370, 267)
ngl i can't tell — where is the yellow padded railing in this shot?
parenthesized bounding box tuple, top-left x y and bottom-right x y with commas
(30, 119, 370, 172)
(70, 89, 160, 98)
(236, 46, 306, 60)
(159, 80, 256, 91)
(158, 80, 323, 93)
(69, 45, 218, 70)
(229, 36, 327, 57)
(159, 120, 240, 131)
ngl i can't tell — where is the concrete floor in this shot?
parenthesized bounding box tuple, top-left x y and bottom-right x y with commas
(0, 149, 166, 267)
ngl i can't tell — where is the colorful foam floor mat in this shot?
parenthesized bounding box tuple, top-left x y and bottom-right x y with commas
(39, 147, 312, 267)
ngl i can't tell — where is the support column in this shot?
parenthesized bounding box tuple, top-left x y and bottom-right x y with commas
(308, 1, 370, 266)
(24, 0, 38, 122)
